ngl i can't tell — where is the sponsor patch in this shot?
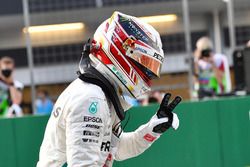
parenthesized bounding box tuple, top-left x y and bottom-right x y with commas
(101, 141, 111, 152)
(82, 138, 99, 143)
(85, 124, 101, 129)
(153, 52, 164, 63)
(89, 102, 98, 114)
(111, 66, 127, 85)
(83, 130, 100, 137)
(84, 116, 102, 123)
(143, 133, 156, 142)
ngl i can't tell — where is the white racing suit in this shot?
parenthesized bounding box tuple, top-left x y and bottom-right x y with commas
(37, 78, 169, 167)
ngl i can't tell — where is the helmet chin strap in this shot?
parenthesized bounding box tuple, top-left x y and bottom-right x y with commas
(78, 66, 127, 121)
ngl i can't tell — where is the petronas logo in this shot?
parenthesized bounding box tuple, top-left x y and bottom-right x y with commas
(89, 102, 98, 114)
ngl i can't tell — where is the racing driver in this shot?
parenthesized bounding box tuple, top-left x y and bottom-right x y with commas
(37, 11, 182, 167)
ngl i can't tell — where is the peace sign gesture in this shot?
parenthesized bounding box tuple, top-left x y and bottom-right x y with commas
(153, 93, 182, 133)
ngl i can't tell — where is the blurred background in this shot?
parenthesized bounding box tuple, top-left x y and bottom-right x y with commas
(0, 0, 249, 166)
(0, 0, 249, 114)
(1, 0, 250, 115)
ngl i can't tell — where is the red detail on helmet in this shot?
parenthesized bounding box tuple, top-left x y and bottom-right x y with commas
(135, 40, 150, 49)
(109, 36, 151, 86)
(110, 36, 142, 85)
(126, 57, 151, 86)
(91, 41, 113, 65)
(111, 28, 151, 85)
(103, 21, 154, 87)
(109, 44, 141, 86)
(97, 49, 113, 65)
(105, 22, 109, 33)
(110, 44, 131, 75)
(91, 39, 97, 45)
(133, 74, 137, 83)
(114, 24, 127, 41)
(111, 34, 126, 55)
(131, 70, 137, 83)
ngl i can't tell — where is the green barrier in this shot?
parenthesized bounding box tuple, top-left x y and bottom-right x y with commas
(0, 96, 249, 167)
(0, 116, 48, 167)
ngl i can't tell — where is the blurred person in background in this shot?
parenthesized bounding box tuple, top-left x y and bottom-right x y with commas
(123, 95, 139, 107)
(37, 11, 182, 167)
(0, 56, 23, 118)
(137, 94, 149, 106)
(246, 40, 250, 48)
(148, 90, 164, 104)
(148, 96, 158, 103)
(35, 89, 53, 115)
(194, 37, 231, 99)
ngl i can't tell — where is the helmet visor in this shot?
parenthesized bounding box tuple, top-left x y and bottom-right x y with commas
(129, 53, 161, 79)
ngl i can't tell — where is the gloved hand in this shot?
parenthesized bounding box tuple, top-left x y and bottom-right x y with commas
(136, 93, 181, 143)
(152, 93, 182, 133)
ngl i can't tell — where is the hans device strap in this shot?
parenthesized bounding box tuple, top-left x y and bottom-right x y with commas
(79, 67, 125, 121)
(78, 41, 125, 121)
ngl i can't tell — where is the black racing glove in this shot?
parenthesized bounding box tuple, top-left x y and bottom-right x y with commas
(153, 93, 182, 133)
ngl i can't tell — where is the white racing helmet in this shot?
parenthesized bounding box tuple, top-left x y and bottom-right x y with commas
(85, 11, 164, 99)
